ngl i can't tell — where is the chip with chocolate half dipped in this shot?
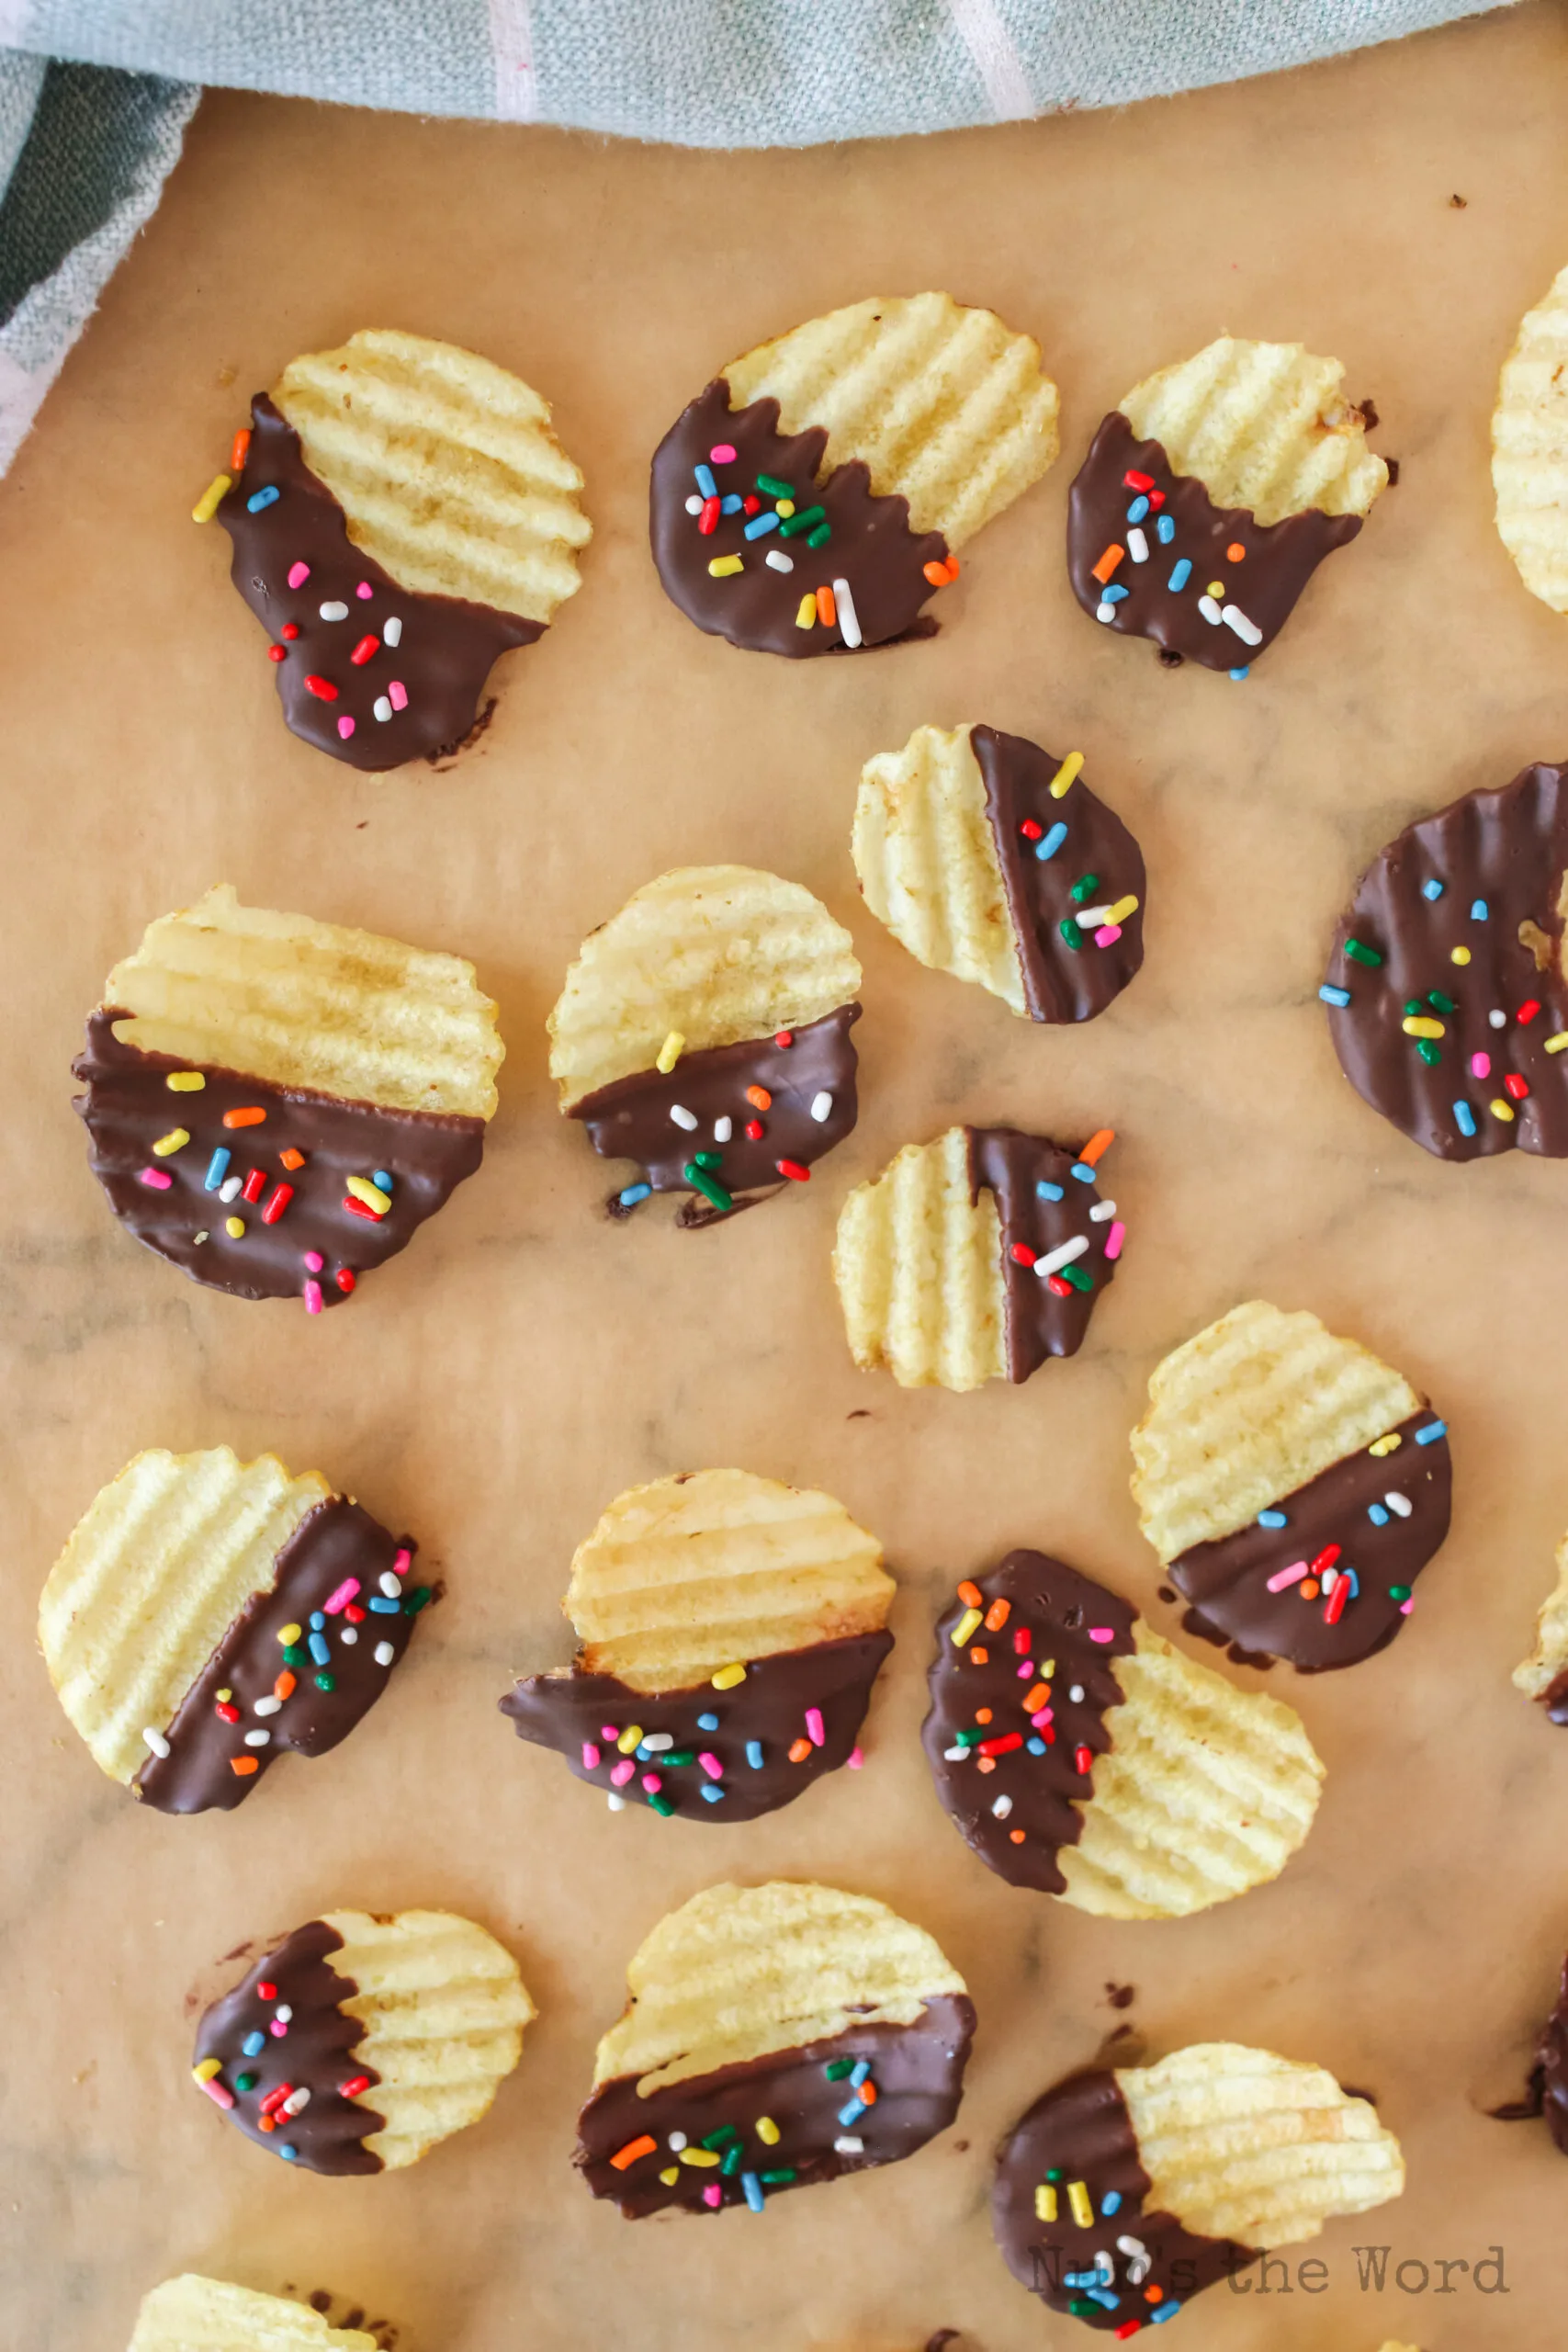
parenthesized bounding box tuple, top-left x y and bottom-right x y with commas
(854, 724, 1145, 1022)
(834, 1124, 1123, 1391)
(1515, 1528, 1568, 1724)
(501, 1468, 893, 1820)
(1068, 338, 1386, 671)
(1494, 260, 1568, 618)
(650, 293, 1057, 656)
(195, 328, 590, 769)
(922, 1551, 1322, 1917)
(1499, 1953, 1568, 2154)
(576, 1881, 973, 2217)
(73, 884, 502, 1309)
(993, 2043, 1403, 2331)
(548, 865, 862, 1222)
(1131, 1300, 1450, 1671)
(129, 2276, 384, 2352)
(1322, 763, 1568, 1159)
(39, 1447, 432, 1814)
(191, 1908, 533, 2175)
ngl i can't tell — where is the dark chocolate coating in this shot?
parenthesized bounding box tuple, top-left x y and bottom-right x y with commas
(992, 2067, 1256, 2327)
(1067, 413, 1362, 670)
(1167, 1410, 1450, 1671)
(921, 1554, 1136, 1896)
(570, 1005, 859, 1225)
(217, 396, 541, 771)
(1544, 1671, 1568, 1728)
(73, 1012, 485, 1307)
(193, 1920, 384, 2176)
(649, 379, 947, 657)
(137, 1501, 426, 1815)
(500, 1631, 891, 1822)
(966, 1128, 1118, 1382)
(971, 729, 1145, 1022)
(1534, 1956, 1568, 2154)
(1324, 763, 1568, 1159)
(576, 1995, 975, 2217)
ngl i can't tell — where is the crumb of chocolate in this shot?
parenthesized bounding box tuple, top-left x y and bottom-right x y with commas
(1105, 1982, 1135, 2009)
(952, 2139, 969, 2153)
(1156, 646, 1184, 668)
(848, 1408, 873, 1419)
(1156, 1585, 1177, 1603)
(1450, 192, 1468, 208)
(309, 2294, 333, 2315)
(1355, 398, 1380, 430)
(1386, 458, 1400, 487)
(924, 2333, 962, 2352)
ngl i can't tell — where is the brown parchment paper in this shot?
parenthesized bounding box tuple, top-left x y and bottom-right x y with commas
(5, 8, 1568, 2346)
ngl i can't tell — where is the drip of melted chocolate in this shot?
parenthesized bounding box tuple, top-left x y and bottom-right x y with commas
(73, 1012, 485, 1307)
(137, 1501, 426, 1814)
(1067, 413, 1362, 670)
(970, 729, 1145, 1022)
(1167, 1411, 1450, 1671)
(193, 1920, 383, 2176)
(921, 1554, 1137, 1896)
(1497, 1955, 1568, 2154)
(992, 2068, 1256, 2328)
(217, 397, 541, 771)
(500, 1631, 891, 1822)
(1325, 763, 1568, 1159)
(649, 379, 947, 656)
(1543, 1670, 1568, 1728)
(570, 1005, 860, 1224)
(576, 1996, 976, 2218)
(965, 1129, 1118, 1382)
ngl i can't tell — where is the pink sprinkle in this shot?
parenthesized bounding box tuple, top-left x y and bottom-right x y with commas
(1471, 1051, 1490, 1080)
(1399, 1598, 1415, 1616)
(337, 716, 355, 740)
(302, 1249, 323, 1272)
(582, 1742, 602, 1771)
(708, 442, 737, 463)
(600, 1724, 618, 1741)
(197, 2075, 235, 2109)
(698, 1750, 724, 1779)
(322, 1577, 361, 1615)
(138, 1167, 173, 1190)
(356, 581, 374, 598)
(1031, 1707, 1053, 1730)
(393, 1547, 412, 1576)
(1088, 1627, 1115, 1644)
(287, 560, 310, 589)
(389, 679, 409, 711)
(703, 2183, 723, 2208)
(805, 1706, 826, 1747)
(847, 1746, 863, 1770)
(641, 1771, 662, 1794)
(609, 1758, 636, 1787)
(1103, 1221, 1125, 1261)
(302, 1279, 323, 1315)
(1094, 922, 1123, 948)
(1016, 1661, 1034, 1678)
(1267, 1560, 1309, 1593)
(269, 2019, 288, 2038)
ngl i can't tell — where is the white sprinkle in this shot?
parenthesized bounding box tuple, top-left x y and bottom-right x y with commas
(340, 1626, 358, 1645)
(282, 2086, 311, 2115)
(1069, 1684, 1085, 1703)
(1384, 1491, 1413, 1518)
(714, 1115, 733, 1142)
(378, 1570, 402, 1598)
(319, 600, 349, 621)
(834, 2135, 864, 2155)
(1197, 594, 1224, 626)
(219, 1175, 243, 1202)
(1074, 904, 1113, 927)
(1117, 2236, 1148, 2260)
(1222, 603, 1263, 646)
(1096, 600, 1116, 624)
(383, 616, 402, 647)
(1089, 1200, 1116, 1221)
(141, 1726, 171, 1758)
(668, 2132, 688, 2152)
(243, 1728, 271, 1747)
(942, 1744, 969, 1762)
(670, 1103, 698, 1131)
(606, 1792, 626, 1811)
(1489, 1008, 1507, 1029)
(1126, 526, 1149, 563)
(253, 1694, 282, 1717)
(991, 1793, 1014, 1819)
(833, 576, 863, 649)
(684, 493, 704, 515)
(373, 695, 393, 722)
(374, 1639, 395, 1667)
(274, 2004, 293, 2024)
(765, 548, 794, 572)
(641, 1732, 674, 1753)
(1322, 1566, 1339, 1591)
(1034, 1232, 1090, 1278)
(810, 1091, 834, 1123)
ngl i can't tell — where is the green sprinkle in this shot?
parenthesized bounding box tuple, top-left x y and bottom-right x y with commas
(1416, 1039, 1441, 1067)
(1344, 938, 1382, 967)
(703, 2125, 742, 2149)
(1045, 2168, 1064, 2182)
(825, 2058, 855, 2081)
(806, 523, 831, 548)
(691, 1151, 721, 1170)
(1427, 989, 1457, 1013)
(1059, 917, 1085, 953)
(282, 1644, 307, 1668)
(778, 504, 827, 537)
(1068, 2301, 1097, 2320)
(314, 1671, 335, 1691)
(1389, 1584, 1412, 1601)
(1070, 874, 1100, 904)
(1404, 998, 1424, 1016)
(1061, 1262, 1094, 1293)
(403, 1586, 433, 1614)
(683, 1161, 733, 1215)
(660, 1747, 697, 1767)
(234, 2071, 258, 2093)
(756, 473, 794, 498)
(648, 1792, 676, 1817)
(760, 2168, 796, 2185)
(953, 1725, 984, 1747)
(720, 2143, 743, 2176)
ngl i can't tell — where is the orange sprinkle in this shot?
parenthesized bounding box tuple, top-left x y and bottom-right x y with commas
(257, 2112, 276, 2131)
(610, 2134, 657, 2171)
(976, 1755, 996, 1775)
(230, 1756, 259, 1777)
(860, 2080, 877, 2106)
(816, 583, 837, 627)
(745, 1085, 773, 1112)
(1010, 1827, 1026, 1844)
(1091, 544, 1124, 585)
(922, 560, 948, 586)
(976, 1708, 993, 1725)
(942, 556, 960, 580)
(1224, 542, 1246, 562)
(1300, 1577, 1321, 1601)
(279, 1148, 306, 1171)
(231, 426, 252, 473)
(788, 1736, 812, 1763)
(984, 1597, 1011, 1632)
(1078, 1127, 1116, 1167)
(1024, 1683, 1052, 1712)
(969, 1645, 988, 1666)
(273, 1669, 297, 1702)
(1145, 2287, 1165, 2306)
(956, 1580, 983, 1610)
(223, 1106, 266, 1129)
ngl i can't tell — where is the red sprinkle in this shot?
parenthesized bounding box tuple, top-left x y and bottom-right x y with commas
(230, 427, 252, 473)
(303, 673, 338, 702)
(342, 1194, 382, 1221)
(1047, 1274, 1072, 1297)
(1308, 1544, 1341, 1577)
(334, 1268, 356, 1293)
(977, 1730, 1023, 1757)
(257, 1982, 276, 2000)
(1518, 999, 1542, 1024)
(1506, 1073, 1530, 1100)
(744, 1118, 764, 1141)
(259, 2084, 293, 2116)
(344, 1602, 367, 1623)
(742, 494, 761, 516)
(1324, 1575, 1351, 1626)
(1114, 2324, 1145, 2341)
(1146, 490, 1166, 510)
(698, 496, 720, 536)
(774, 1030, 794, 1046)
(1075, 1744, 1093, 1775)
(1020, 819, 1043, 841)
(1010, 1242, 1038, 1267)
(777, 1159, 810, 1182)
(1012, 1627, 1032, 1654)
(350, 634, 379, 666)
(1123, 469, 1155, 491)
(268, 645, 287, 662)
(339, 2075, 372, 2099)
(241, 1166, 267, 1204)
(261, 1182, 294, 1226)
(214, 1701, 240, 1724)
(281, 622, 299, 640)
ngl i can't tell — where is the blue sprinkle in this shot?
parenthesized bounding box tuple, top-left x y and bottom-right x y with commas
(1471, 899, 1489, 921)
(1065, 2270, 1100, 2289)
(719, 492, 744, 514)
(1156, 513, 1175, 544)
(245, 484, 280, 512)
(837, 2098, 866, 2130)
(1369, 1503, 1390, 1526)
(635, 1744, 652, 1762)
(699, 1784, 725, 1804)
(697, 1712, 719, 1732)
(1229, 666, 1250, 682)
(1035, 1180, 1065, 1202)
(1035, 820, 1068, 863)
(308, 1631, 331, 1665)
(1257, 1510, 1288, 1529)
(1337, 1567, 1360, 1598)
(1101, 2189, 1122, 2216)
(373, 1170, 393, 1192)
(1318, 983, 1352, 1008)
(849, 2060, 871, 2088)
(1454, 1100, 1477, 1138)
(1125, 495, 1150, 524)
(741, 2172, 765, 2213)
(1168, 557, 1193, 591)
(1070, 1162, 1096, 1183)
(1422, 879, 1445, 901)
(618, 1182, 652, 1208)
(1416, 1420, 1447, 1445)
(204, 1148, 231, 1192)
(743, 511, 780, 540)
(1084, 2289, 1119, 2312)
(242, 2030, 265, 2057)
(694, 463, 717, 498)
(1026, 1735, 1046, 1755)
(1100, 582, 1130, 604)
(309, 1611, 325, 1630)
(367, 1596, 400, 1614)
(1150, 2304, 1182, 2324)
(278, 2143, 299, 2161)
(746, 1739, 764, 1770)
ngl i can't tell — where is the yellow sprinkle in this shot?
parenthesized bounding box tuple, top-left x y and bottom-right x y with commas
(711, 1663, 748, 1690)
(1206, 579, 1225, 598)
(656, 1031, 685, 1075)
(660, 2166, 680, 2186)
(1369, 1434, 1402, 1458)
(1039, 1657, 1055, 1678)
(795, 593, 818, 629)
(224, 1216, 245, 1238)
(617, 1724, 644, 1755)
(1067, 2179, 1095, 2230)
(775, 500, 795, 518)
(190, 472, 231, 523)
(1450, 945, 1472, 966)
(756, 2117, 781, 2145)
(708, 554, 744, 578)
(278, 1623, 303, 1645)
(679, 2147, 720, 2168)
(1107, 894, 1139, 925)
(346, 1174, 391, 1215)
(1048, 752, 1084, 799)
(1034, 2183, 1058, 2222)
(1547, 1032, 1568, 1055)
(165, 1072, 206, 1091)
(216, 1689, 232, 1703)
(952, 1607, 983, 1647)
(1401, 1016, 1444, 1039)
(192, 2058, 222, 2084)
(152, 1127, 190, 1156)
(1490, 1097, 1517, 1123)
